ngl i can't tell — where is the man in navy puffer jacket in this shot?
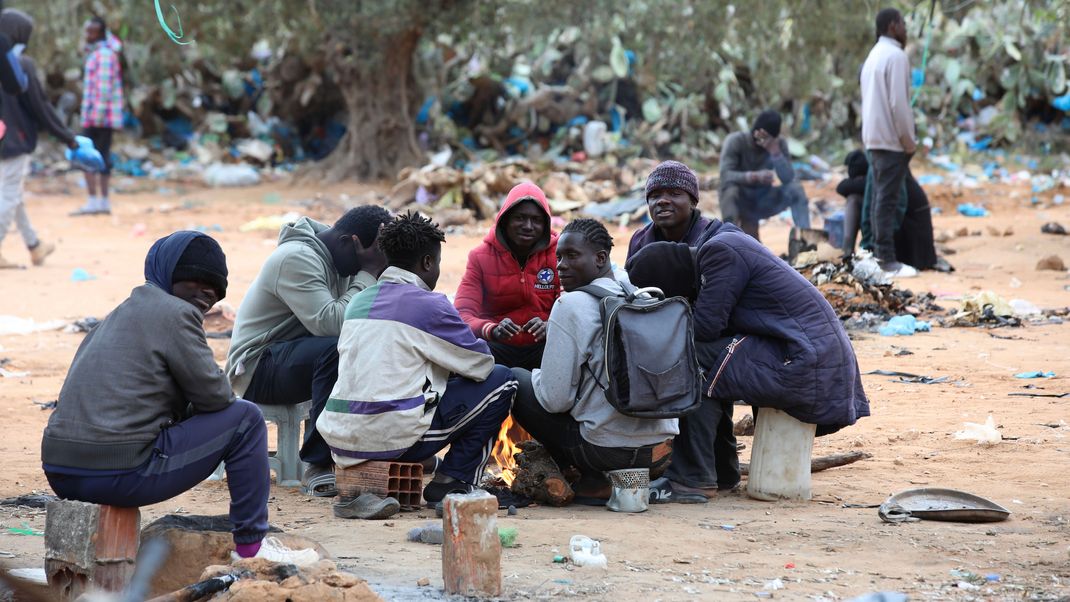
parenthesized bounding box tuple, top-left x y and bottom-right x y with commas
(627, 218, 869, 503)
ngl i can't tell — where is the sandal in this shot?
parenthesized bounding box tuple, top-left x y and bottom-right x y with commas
(302, 466, 338, 497)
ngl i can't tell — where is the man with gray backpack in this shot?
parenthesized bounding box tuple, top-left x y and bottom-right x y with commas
(510, 218, 686, 506)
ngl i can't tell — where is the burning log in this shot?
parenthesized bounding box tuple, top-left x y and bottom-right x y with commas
(509, 440, 574, 507)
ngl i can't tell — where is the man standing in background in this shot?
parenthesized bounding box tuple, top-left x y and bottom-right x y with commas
(860, 8, 919, 279)
(71, 16, 123, 216)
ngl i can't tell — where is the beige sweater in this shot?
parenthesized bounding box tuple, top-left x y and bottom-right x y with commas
(860, 36, 917, 154)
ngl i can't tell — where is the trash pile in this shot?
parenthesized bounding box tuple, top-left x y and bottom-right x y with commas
(796, 256, 939, 326)
(383, 153, 673, 225)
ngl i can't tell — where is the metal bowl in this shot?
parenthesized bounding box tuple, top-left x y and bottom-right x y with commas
(886, 488, 1011, 523)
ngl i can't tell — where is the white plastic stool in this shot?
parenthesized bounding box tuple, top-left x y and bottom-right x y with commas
(211, 401, 313, 487)
(746, 407, 817, 501)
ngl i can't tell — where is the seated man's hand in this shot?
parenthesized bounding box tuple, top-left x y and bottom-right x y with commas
(754, 128, 781, 155)
(747, 170, 776, 186)
(523, 317, 548, 341)
(492, 318, 522, 340)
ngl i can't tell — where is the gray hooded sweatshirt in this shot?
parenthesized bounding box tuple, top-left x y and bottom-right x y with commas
(226, 217, 376, 395)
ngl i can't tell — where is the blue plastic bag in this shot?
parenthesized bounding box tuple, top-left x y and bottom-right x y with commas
(956, 203, 989, 217)
(879, 315, 930, 336)
(65, 136, 106, 173)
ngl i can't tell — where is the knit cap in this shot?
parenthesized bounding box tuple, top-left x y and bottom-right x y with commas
(645, 160, 699, 202)
(172, 236, 228, 299)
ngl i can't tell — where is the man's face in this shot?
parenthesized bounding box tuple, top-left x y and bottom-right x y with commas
(504, 200, 545, 252)
(172, 280, 219, 317)
(646, 188, 695, 235)
(85, 22, 104, 44)
(555, 232, 605, 292)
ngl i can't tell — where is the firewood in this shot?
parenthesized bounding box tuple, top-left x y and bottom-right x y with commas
(510, 440, 574, 506)
(740, 451, 871, 475)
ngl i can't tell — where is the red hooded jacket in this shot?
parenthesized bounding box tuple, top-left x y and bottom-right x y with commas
(455, 182, 560, 347)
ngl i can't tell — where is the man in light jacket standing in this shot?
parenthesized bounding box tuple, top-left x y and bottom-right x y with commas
(860, 8, 918, 279)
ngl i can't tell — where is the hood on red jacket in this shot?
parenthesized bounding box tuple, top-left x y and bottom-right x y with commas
(490, 182, 556, 256)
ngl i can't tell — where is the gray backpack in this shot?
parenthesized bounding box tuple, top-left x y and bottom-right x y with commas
(576, 282, 702, 419)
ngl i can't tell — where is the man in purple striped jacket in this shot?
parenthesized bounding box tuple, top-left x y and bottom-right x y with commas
(318, 211, 517, 519)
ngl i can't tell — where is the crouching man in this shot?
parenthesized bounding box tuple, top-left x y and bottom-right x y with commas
(318, 212, 517, 519)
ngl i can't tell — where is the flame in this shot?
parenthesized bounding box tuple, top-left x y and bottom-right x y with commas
(490, 416, 530, 486)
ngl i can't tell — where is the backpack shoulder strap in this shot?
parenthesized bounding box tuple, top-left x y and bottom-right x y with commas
(574, 283, 622, 300)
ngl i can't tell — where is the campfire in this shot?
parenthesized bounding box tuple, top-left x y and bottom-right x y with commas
(490, 416, 530, 486)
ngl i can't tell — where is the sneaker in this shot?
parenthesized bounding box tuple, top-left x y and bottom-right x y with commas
(332, 493, 400, 520)
(69, 205, 105, 216)
(880, 261, 918, 279)
(30, 242, 55, 266)
(231, 536, 320, 566)
(648, 477, 713, 504)
(423, 479, 475, 506)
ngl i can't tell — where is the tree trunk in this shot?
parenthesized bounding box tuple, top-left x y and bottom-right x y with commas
(308, 27, 425, 183)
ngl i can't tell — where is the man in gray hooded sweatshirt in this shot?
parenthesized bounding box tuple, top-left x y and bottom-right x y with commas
(0, 9, 78, 269)
(226, 206, 392, 495)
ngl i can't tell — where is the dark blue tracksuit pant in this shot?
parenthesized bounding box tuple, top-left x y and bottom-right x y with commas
(44, 399, 270, 545)
(397, 365, 517, 485)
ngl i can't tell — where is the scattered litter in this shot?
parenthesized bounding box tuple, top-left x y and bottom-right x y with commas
(7, 523, 43, 536)
(1008, 299, 1041, 317)
(239, 211, 300, 233)
(416, 576, 430, 587)
(865, 370, 948, 385)
(0, 316, 68, 336)
(70, 268, 96, 282)
(954, 415, 1002, 445)
(763, 578, 785, 590)
(1036, 255, 1066, 271)
(6, 567, 47, 584)
(0, 494, 56, 508)
(552, 555, 566, 563)
(949, 291, 1020, 327)
(879, 315, 931, 336)
(203, 162, 261, 187)
(1014, 371, 1055, 379)
(720, 524, 736, 531)
(507, 504, 518, 516)
(406, 523, 443, 545)
(957, 581, 981, 590)
(498, 527, 519, 548)
(956, 203, 990, 217)
(64, 317, 102, 334)
(985, 573, 1001, 582)
(1041, 222, 1067, 235)
(784, 562, 795, 569)
(845, 593, 908, 602)
(32, 400, 57, 410)
(0, 367, 29, 378)
(1009, 392, 1068, 398)
(569, 535, 607, 569)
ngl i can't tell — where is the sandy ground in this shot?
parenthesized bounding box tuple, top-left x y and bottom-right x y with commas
(1, 173, 1069, 601)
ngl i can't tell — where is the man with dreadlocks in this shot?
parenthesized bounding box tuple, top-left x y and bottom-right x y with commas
(510, 219, 677, 505)
(319, 211, 517, 519)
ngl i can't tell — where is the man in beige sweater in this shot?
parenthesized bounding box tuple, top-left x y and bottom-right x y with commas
(860, 8, 918, 279)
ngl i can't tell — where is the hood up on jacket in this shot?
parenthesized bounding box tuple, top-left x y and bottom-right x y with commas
(144, 230, 209, 293)
(490, 182, 555, 259)
(0, 9, 33, 45)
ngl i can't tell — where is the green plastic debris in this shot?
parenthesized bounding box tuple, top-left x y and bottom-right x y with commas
(498, 526, 518, 548)
(8, 522, 42, 536)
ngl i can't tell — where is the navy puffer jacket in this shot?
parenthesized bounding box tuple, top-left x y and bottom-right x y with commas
(693, 221, 869, 435)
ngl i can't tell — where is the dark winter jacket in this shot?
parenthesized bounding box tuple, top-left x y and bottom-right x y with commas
(693, 220, 868, 434)
(454, 182, 560, 346)
(627, 209, 714, 259)
(0, 10, 76, 159)
(42, 232, 235, 471)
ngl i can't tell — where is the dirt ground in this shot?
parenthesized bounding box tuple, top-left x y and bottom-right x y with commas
(1, 172, 1068, 601)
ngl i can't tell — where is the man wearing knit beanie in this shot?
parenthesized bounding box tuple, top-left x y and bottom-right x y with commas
(627, 160, 715, 259)
(171, 236, 229, 309)
(718, 109, 811, 242)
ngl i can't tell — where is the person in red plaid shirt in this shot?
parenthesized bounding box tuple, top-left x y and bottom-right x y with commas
(71, 16, 123, 217)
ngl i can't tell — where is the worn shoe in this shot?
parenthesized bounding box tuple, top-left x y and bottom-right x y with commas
(301, 465, 337, 497)
(29, 242, 55, 266)
(69, 205, 107, 216)
(333, 493, 400, 520)
(880, 261, 918, 279)
(648, 477, 714, 504)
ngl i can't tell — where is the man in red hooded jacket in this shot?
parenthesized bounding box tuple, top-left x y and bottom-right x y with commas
(455, 182, 560, 370)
